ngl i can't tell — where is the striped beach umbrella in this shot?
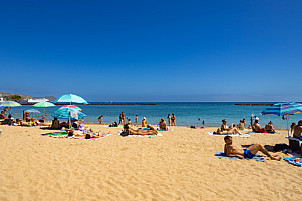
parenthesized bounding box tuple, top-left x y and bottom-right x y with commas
(58, 105, 82, 111)
(52, 107, 86, 129)
(261, 102, 302, 136)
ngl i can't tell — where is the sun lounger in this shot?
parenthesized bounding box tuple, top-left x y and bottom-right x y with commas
(208, 132, 250, 137)
(215, 152, 265, 162)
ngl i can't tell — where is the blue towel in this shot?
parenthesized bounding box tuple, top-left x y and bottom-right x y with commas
(215, 152, 265, 162)
(284, 158, 302, 167)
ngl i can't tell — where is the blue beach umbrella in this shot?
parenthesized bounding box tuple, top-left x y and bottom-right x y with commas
(25, 109, 41, 118)
(25, 109, 41, 113)
(0, 101, 21, 107)
(54, 94, 88, 105)
(52, 107, 86, 119)
(261, 102, 302, 136)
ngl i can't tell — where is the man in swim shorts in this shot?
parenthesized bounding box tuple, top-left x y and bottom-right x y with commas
(224, 136, 281, 160)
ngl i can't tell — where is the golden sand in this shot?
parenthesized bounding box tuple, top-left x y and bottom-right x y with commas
(0, 125, 301, 200)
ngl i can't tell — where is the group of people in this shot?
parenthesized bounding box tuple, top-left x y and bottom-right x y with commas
(214, 118, 277, 135)
(97, 113, 177, 128)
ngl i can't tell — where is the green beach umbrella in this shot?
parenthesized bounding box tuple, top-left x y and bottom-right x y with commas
(33, 101, 55, 118)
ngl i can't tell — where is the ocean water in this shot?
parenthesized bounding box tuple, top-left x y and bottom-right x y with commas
(6, 102, 302, 129)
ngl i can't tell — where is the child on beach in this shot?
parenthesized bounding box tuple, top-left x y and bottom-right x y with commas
(98, 115, 103, 124)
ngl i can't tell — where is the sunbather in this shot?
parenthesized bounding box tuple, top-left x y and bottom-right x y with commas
(238, 120, 245, 130)
(0, 111, 5, 120)
(252, 119, 261, 132)
(221, 120, 242, 135)
(159, 118, 168, 130)
(142, 117, 148, 127)
(123, 124, 157, 136)
(293, 120, 302, 139)
(51, 118, 60, 129)
(224, 136, 281, 160)
(265, 121, 275, 133)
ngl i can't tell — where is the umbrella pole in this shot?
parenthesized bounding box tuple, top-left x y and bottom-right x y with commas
(287, 115, 289, 137)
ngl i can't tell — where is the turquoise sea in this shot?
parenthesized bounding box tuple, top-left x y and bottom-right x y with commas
(7, 102, 302, 129)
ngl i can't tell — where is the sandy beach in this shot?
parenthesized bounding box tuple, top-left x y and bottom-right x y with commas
(0, 124, 301, 201)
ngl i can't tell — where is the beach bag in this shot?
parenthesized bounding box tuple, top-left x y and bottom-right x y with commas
(120, 130, 129, 137)
(259, 128, 267, 133)
(273, 143, 289, 152)
(85, 134, 91, 139)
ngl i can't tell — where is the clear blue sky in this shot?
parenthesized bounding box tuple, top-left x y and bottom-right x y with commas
(1, 0, 301, 102)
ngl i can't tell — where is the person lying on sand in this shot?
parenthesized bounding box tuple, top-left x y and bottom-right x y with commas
(224, 136, 281, 160)
(65, 128, 100, 138)
(221, 120, 242, 135)
(123, 124, 158, 136)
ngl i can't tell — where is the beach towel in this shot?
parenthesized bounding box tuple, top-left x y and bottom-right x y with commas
(117, 130, 162, 137)
(247, 131, 279, 134)
(42, 132, 67, 137)
(284, 157, 302, 167)
(215, 152, 265, 162)
(208, 132, 250, 137)
(77, 134, 111, 140)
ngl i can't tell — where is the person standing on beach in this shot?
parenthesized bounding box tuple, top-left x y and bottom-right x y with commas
(135, 115, 138, 124)
(121, 112, 126, 125)
(167, 114, 171, 126)
(171, 113, 176, 126)
(98, 115, 103, 124)
(118, 114, 122, 125)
